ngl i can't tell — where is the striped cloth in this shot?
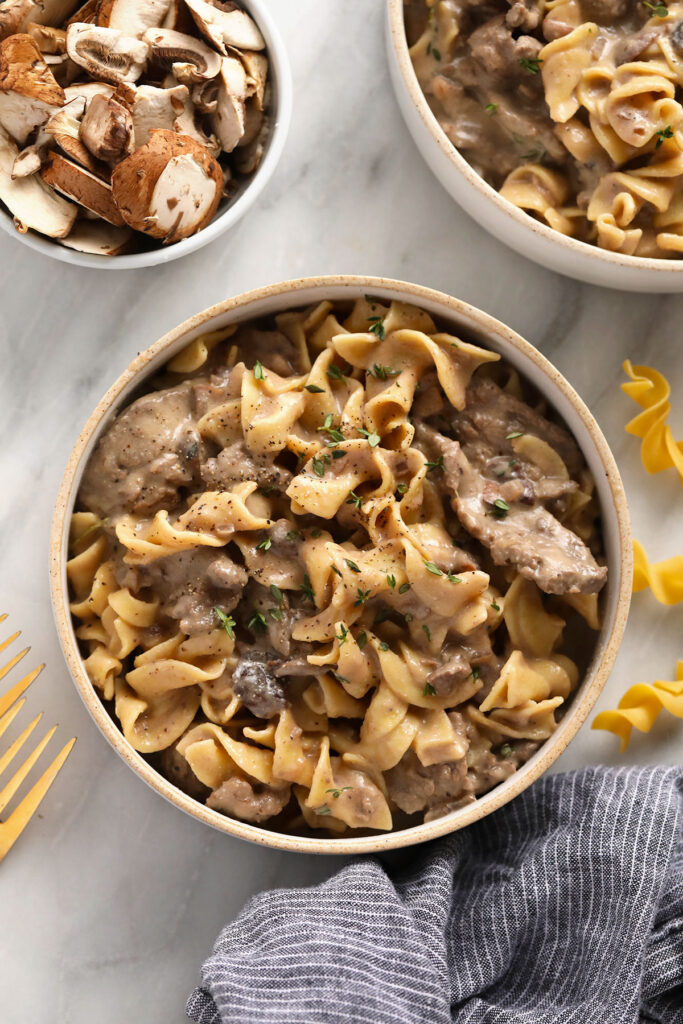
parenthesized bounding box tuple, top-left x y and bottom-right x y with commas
(186, 767, 683, 1023)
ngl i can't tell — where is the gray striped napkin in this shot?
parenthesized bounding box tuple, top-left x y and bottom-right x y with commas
(186, 767, 683, 1023)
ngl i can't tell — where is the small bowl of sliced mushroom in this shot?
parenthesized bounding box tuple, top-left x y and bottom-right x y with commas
(0, 0, 291, 266)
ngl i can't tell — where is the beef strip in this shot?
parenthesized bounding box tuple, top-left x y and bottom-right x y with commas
(431, 431, 607, 595)
(158, 743, 209, 801)
(125, 548, 247, 635)
(424, 652, 472, 698)
(579, 0, 630, 23)
(386, 745, 468, 817)
(468, 15, 543, 84)
(200, 441, 292, 493)
(233, 328, 303, 377)
(79, 383, 202, 518)
(207, 776, 291, 823)
(231, 648, 288, 718)
(506, 0, 543, 31)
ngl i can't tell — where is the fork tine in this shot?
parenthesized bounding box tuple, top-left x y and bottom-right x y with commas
(0, 699, 28, 740)
(0, 738, 75, 861)
(0, 646, 31, 685)
(0, 664, 43, 717)
(0, 712, 42, 780)
(0, 630, 20, 656)
(0, 725, 57, 815)
(0, 614, 7, 625)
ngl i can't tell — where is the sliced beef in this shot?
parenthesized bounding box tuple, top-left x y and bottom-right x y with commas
(200, 441, 292, 493)
(425, 652, 472, 698)
(158, 743, 209, 801)
(79, 383, 202, 518)
(127, 548, 247, 634)
(233, 328, 303, 377)
(386, 718, 469, 818)
(450, 378, 583, 478)
(207, 775, 291, 823)
(579, 0, 630, 23)
(432, 432, 607, 595)
(468, 16, 543, 83)
(506, 0, 543, 30)
(232, 648, 288, 718)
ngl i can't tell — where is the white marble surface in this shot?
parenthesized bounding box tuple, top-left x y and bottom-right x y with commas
(1, 2, 682, 1021)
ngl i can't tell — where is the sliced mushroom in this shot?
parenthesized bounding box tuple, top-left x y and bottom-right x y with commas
(64, 79, 113, 104)
(0, 0, 80, 41)
(210, 54, 245, 152)
(111, 128, 222, 241)
(79, 90, 133, 161)
(191, 77, 217, 113)
(0, 124, 76, 235)
(41, 149, 124, 222)
(43, 52, 81, 87)
(66, 23, 149, 84)
(183, 0, 264, 54)
(173, 87, 219, 154)
(59, 216, 132, 253)
(26, 23, 67, 54)
(11, 139, 47, 176)
(0, 33, 65, 144)
(162, 0, 195, 33)
(131, 81, 183, 146)
(233, 125, 263, 175)
(237, 98, 262, 148)
(45, 96, 108, 174)
(65, 0, 98, 26)
(143, 27, 220, 82)
(96, 0, 172, 37)
(232, 49, 266, 108)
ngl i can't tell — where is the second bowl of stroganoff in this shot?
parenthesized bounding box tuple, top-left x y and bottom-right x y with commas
(50, 276, 632, 854)
(388, 0, 683, 291)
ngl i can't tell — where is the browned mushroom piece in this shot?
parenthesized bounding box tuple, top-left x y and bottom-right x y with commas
(79, 91, 133, 161)
(66, 22, 149, 83)
(95, 0, 172, 36)
(211, 55, 246, 151)
(183, 0, 264, 54)
(26, 22, 67, 52)
(45, 96, 109, 175)
(0, 33, 65, 143)
(41, 149, 124, 222)
(111, 128, 222, 242)
(0, 0, 81, 41)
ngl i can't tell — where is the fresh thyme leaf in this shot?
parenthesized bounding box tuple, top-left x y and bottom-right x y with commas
(506, 431, 523, 439)
(346, 490, 363, 510)
(253, 360, 265, 381)
(269, 584, 283, 606)
(369, 363, 399, 380)
(367, 316, 386, 341)
(300, 574, 315, 603)
(643, 0, 668, 15)
(311, 528, 322, 538)
(316, 804, 332, 816)
(386, 574, 396, 589)
(285, 530, 300, 541)
(499, 743, 514, 758)
(519, 57, 542, 73)
(399, 582, 411, 594)
(422, 624, 431, 642)
(331, 564, 342, 577)
(469, 666, 481, 681)
(256, 536, 272, 551)
(345, 558, 361, 574)
(312, 457, 326, 477)
(432, 46, 441, 60)
(358, 427, 381, 447)
(379, 641, 389, 651)
(485, 102, 498, 115)
(656, 124, 674, 147)
(317, 416, 346, 444)
(447, 572, 462, 583)
(364, 294, 378, 307)
(335, 624, 349, 646)
(356, 630, 368, 649)
(248, 611, 268, 633)
(396, 482, 408, 495)
(425, 455, 444, 473)
(214, 607, 235, 639)
(354, 587, 371, 606)
(423, 682, 436, 696)
(269, 607, 283, 621)
(404, 612, 413, 622)
(326, 786, 352, 798)
(332, 670, 349, 683)
(305, 383, 325, 393)
(491, 600, 501, 611)
(74, 516, 109, 545)
(424, 561, 443, 576)
(331, 449, 347, 459)
(490, 498, 510, 519)
(327, 363, 346, 381)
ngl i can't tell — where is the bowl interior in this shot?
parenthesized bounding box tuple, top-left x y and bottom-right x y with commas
(0, 0, 292, 271)
(51, 276, 632, 854)
(386, 0, 683, 288)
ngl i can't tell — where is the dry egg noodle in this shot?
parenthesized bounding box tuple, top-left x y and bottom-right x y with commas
(67, 297, 607, 835)
(407, 0, 683, 258)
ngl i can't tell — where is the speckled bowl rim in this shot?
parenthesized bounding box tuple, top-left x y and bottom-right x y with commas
(50, 275, 633, 855)
(387, 0, 683, 278)
(0, 0, 292, 270)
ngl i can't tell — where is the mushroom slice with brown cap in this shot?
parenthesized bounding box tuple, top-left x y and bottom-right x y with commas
(191, 77, 217, 114)
(143, 27, 221, 82)
(66, 23, 149, 84)
(183, 0, 264, 54)
(210, 54, 246, 152)
(96, 0, 172, 36)
(65, 0, 98, 26)
(162, 0, 195, 33)
(41, 150, 124, 223)
(0, 33, 65, 144)
(111, 128, 222, 241)
(235, 49, 267, 109)
(26, 24, 67, 54)
(60, 216, 132, 253)
(64, 80, 113, 104)
(0, 0, 80, 40)
(79, 91, 133, 161)
(45, 96, 108, 175)
(0, 124, 76, 235)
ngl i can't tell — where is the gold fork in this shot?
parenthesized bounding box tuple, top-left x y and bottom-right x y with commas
(0, 614, 75, 861)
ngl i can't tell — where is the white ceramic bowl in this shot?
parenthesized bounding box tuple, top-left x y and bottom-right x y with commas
(50, 276, 632, 854)
(0, 0, 291, 270)
(386, 0, 683, 293)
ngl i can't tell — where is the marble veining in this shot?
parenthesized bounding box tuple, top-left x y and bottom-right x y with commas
(0, 2, 682, 1021)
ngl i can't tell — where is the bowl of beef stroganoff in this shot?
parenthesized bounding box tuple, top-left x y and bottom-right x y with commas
(388, 0, 683, 291)
(50, 276, 632, 854)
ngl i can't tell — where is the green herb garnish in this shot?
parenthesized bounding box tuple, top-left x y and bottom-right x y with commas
(519, 57, 542, 74)
(422, 624, 431, 642)
(285, 530, 300, 541)
(316, 805, 332, 816)
(643, 0, 668, 16)
(485, 102, 498, 116)
(345, 558, 361, 574)
(346, 491, 363, 510)
(399, 582, 411, 594)
(386, 574, 396, 589)
(305, 383, 325, 393)
(367, 316, 386, 341)
(253, 360, 265, 381)
(335, 624, 349, 646)
(356, 631, 368, 649)
(358, 427, 381, 447)
(499, 743, 514, 758)
(423, 682, 437, 696)
(326, 787, 352, 799)
(369, 364, 399, 380)
(656, 125, 674, 148)
(490, 498, 510, 519)
(248, 611, 268, 633)
(312, 456, 327, 477)
(424, 561, 443, 576)
(214, 608, 235, 639)
(354, 588, 371, 606)
(425, 455, 444, 473)
(269, 584, 283, 606)
(257, 536, 272, 551)
(300, 574, 315, 603)
(506, 431, 523, 440)
(327, 363, 346, 381)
